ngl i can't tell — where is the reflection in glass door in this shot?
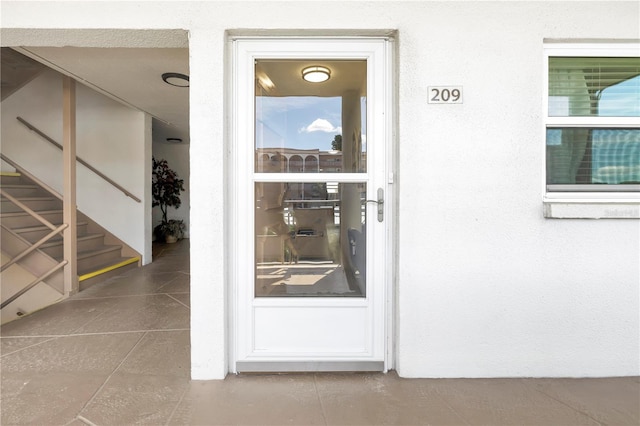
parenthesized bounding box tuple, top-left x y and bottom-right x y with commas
(255, 181, 367, 297)
(232, 38, 391, 372)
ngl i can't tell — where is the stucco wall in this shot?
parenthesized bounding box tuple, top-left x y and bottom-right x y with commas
(2, 1, 638, 380)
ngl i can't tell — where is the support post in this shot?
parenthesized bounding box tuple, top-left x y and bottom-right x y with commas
(63, 76, 78, 295)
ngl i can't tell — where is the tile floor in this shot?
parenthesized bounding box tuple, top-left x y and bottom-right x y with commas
(1, 240, 639, 425)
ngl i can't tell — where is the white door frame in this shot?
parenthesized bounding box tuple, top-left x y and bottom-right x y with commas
(227, 35, 395, 373)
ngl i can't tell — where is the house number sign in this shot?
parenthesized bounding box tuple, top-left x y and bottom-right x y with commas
(428, 86, 463, 104)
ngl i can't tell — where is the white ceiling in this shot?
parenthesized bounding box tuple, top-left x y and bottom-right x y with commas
(15, 46, 191, 145)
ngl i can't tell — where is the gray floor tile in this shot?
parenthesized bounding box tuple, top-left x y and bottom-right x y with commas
(167, 292, 190, 308)
(430, 378, 600, 425)
(1, 372, 106, 425)
(79, 373, 190, 425)
(153, 240, 190, 259)
(530, 378, 640, 426)
(0, 333, 143, 374)
(175, 374, 326, 425)
(75, 270, 185, 298)
(1, 336, 55, 357)
(0, 297, 118, 337)
(64, 419, 91, 426)
(116, 330, 190, 378)
(144, 251, 189, 273)
(157, 272, 190, 293)
(315, 372, 467, 425)
(73, 294, 189, 334)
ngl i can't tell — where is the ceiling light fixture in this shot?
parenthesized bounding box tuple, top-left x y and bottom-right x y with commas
(302, 65, 331, 83)
(162, 72, 189, 87)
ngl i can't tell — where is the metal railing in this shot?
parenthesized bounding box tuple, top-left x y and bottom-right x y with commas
(0, 157, 70, 309)
(16, 116, 142, 203)
(1, 254, 67, 309)
(0, 190, 68, 272)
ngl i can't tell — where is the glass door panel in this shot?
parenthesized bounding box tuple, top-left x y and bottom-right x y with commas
(255, 60, 367, 174)
(255, 181, 366, 297)
(254, 58, 369, 298)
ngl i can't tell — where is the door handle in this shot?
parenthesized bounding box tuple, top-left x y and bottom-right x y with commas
(365, 188, 384, 222)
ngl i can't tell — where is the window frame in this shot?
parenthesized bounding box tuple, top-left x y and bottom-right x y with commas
(542, 42, 640, 218)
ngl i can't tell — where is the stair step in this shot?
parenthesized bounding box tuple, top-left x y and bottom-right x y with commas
(0, 196, 57, 201)
(77, 245, 121, 260)
(40, 233, 106, 258)
(0, 183, 48, 197)
(41, 232, 104, 247)
(0, 209, 62, 217)
(1, 196, 61, 213)
(12, 221, 89, 242)
(79, 256, 141, 282)
(77, 245, 123, 274)
(0, 210, 63, 228)
(1, 182, 36, 187)
(11, 221, 89, 233)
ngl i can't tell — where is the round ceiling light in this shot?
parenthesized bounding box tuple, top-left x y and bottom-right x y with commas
(162, 72, 190, 87)
(301, 66, 331, 83)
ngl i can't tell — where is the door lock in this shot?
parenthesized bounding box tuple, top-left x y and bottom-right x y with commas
(365, 188, 384, 222)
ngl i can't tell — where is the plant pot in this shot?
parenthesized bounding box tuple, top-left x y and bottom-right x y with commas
(165, 235, 178, 244)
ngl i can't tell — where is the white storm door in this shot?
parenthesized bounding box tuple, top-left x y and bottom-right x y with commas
(231, 37, 391, 372)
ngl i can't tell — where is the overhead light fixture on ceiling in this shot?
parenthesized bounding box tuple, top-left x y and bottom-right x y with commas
(302, 65, 331, 83)
(162, 72, 189, 87)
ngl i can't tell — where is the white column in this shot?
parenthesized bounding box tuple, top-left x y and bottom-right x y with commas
(189, 29, 227, 379)
(62, 76, 78, 295)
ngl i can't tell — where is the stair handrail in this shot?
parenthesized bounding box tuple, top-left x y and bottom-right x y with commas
(16, 116, 142, 203)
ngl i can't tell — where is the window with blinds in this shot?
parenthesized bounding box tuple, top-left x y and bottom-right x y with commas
(546, 49, 640, 192)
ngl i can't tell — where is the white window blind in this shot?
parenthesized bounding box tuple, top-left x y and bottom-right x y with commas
(549, 57, 640, 117)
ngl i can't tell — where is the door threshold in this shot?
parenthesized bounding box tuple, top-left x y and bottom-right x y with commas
(236, 361, 384, 373)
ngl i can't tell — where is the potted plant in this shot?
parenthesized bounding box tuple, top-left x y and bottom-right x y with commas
(152, 157, 186, 243)
(158, 219, 185, 243)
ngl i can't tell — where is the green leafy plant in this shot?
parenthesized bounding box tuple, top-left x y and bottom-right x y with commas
(152, 157, 186, 241)
(155, 219, 185, 242)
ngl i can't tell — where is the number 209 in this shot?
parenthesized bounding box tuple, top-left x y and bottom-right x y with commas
(428, 87, 462, 104)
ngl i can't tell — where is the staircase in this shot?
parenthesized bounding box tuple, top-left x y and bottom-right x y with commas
(1, 171, 141, 324)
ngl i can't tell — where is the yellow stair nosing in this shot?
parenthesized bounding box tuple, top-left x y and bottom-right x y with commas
(0, 172, 21, 177)
(78, 256, 141, 282)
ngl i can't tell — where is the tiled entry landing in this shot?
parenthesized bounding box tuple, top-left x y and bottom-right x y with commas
(1, 240, 190, 425)
(1, 240, 639, 425)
